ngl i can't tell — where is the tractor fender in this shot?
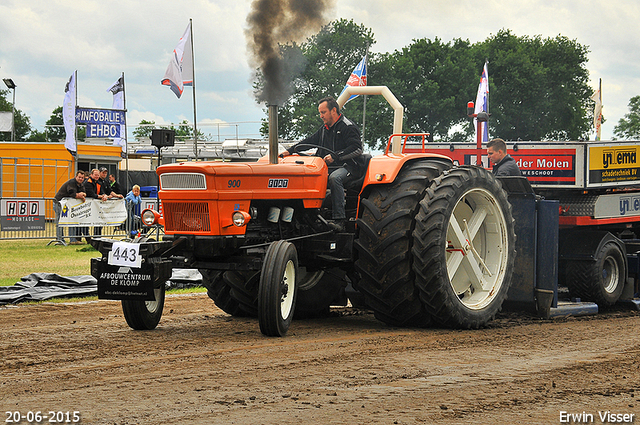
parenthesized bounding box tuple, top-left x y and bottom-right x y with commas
(360, 153, 453, 194)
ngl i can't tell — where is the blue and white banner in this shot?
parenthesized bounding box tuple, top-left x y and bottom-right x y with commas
(58, 198, 127, 227)
(339, 56, 367, 105)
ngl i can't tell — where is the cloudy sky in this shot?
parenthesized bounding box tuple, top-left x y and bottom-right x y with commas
(1, 0, 638, 142)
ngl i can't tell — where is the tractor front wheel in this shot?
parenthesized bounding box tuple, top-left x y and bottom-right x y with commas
(258, 240, 298, 337)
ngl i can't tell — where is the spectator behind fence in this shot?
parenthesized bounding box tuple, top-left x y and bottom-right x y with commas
(125, 185, 142, 237)
(77, 171, 90, 243)
(53, 170, 86, 245)
(99, 168, 123, 199)
(109, 174, 122, 197)
(84, 169, 108, 241)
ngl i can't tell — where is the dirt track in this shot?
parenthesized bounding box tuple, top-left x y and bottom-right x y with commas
(1, 294, 639, 425)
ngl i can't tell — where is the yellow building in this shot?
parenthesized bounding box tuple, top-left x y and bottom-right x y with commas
(1, 141, 123, 211)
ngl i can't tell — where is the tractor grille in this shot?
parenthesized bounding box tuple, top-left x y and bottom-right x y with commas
(163, 202, 211, 232)
(160, 173, 206, 190)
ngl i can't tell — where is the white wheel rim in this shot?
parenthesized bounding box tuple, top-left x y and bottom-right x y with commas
(280, 259, 296, 319)
(145, 287, 162, 314)
(602, 256, 619, 294)
(445, 187, 509, 310)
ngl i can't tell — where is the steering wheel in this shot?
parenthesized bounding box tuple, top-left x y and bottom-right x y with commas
(291, 143, 339, 159)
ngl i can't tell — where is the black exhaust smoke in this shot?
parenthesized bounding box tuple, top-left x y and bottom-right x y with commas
(246, 0, 334, 163)
(246, 0, 335, 106)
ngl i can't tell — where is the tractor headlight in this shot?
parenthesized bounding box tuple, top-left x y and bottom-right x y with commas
(142, 209, 159, 226)
(232, 211, 251, 227)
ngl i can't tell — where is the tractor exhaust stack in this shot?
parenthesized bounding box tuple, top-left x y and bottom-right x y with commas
(268, 104, 279, 164)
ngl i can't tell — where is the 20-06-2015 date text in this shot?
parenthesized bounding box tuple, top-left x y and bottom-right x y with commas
(5, 411, 80, 423)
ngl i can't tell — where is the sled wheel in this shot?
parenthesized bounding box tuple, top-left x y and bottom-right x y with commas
(121, 281, 166, 330)
(120, 236, 165, 330)
(200, 269, 250, 316)
(258, 240, 298, 336)
(565, 240, 626, 307)
(354, 159, 452, 327)
(413, 166, 516, 329)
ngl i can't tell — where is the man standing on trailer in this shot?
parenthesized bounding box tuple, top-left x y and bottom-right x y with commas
(280, 96, 364, 232)
(487, 138, 521, 177)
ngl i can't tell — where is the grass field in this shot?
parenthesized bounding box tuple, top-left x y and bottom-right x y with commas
(0, 239, 99, 286)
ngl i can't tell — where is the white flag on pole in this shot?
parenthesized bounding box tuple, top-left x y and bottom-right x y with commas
(161, 22, 193, 98)
(107, 75, 126, 150)
(474, 62, 489, 142)
(591, 87, 602, 141)
(63, 71, 77, 154)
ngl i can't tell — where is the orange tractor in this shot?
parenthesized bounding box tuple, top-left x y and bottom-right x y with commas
(91, 86, 517, 336)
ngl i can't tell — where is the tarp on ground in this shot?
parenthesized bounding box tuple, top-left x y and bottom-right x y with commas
(0, 270, 202, 305)
(0, 273, 97, 305)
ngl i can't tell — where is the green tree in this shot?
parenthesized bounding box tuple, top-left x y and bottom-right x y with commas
(256, 19, 375, 141)
(481, 29, 592, 141)
(133, 119, 207, 142)
(369, 37, 479, 147)
(613, 96, 640, 140)
(133, 119, 157, 140)
(44, 106, 65, 142)
(253, 24, 595, 148)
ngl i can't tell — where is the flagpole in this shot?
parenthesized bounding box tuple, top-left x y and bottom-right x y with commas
(361, 45, 369, 144)
(189, 18, 198, 161)
(122, 71, 129, 190)
(74, 70, 78, 174)
(598, 78, 602, 141)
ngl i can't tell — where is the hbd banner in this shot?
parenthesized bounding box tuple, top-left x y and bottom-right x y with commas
(58, 198, 127, 227)
(0, 199, 46, 231)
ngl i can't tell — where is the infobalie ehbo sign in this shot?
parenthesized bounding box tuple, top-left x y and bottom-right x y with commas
(75, 107, 125, 138)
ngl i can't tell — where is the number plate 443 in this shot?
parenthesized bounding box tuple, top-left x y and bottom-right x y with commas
(108, 242, 142, 268)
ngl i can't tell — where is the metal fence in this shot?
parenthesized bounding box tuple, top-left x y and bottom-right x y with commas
(1, 157, 72, 198)
(0, 198, 162, 245)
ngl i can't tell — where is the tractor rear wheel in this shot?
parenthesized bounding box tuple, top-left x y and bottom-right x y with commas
(354, 160, 451, 327)
(200, 269, 250, 316)
(226, 270, 261, 316)
(258, 240, 298, 337)
(413, 166, 515, 329)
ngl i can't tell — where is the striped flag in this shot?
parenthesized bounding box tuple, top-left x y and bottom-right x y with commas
(161, 21, 194, 98)
(340, 56, 367, 104)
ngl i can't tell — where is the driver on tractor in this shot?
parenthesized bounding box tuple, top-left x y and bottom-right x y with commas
(280, 96, 365, 232)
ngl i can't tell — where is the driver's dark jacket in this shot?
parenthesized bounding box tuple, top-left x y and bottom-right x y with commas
(288, 114, 364, 172)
